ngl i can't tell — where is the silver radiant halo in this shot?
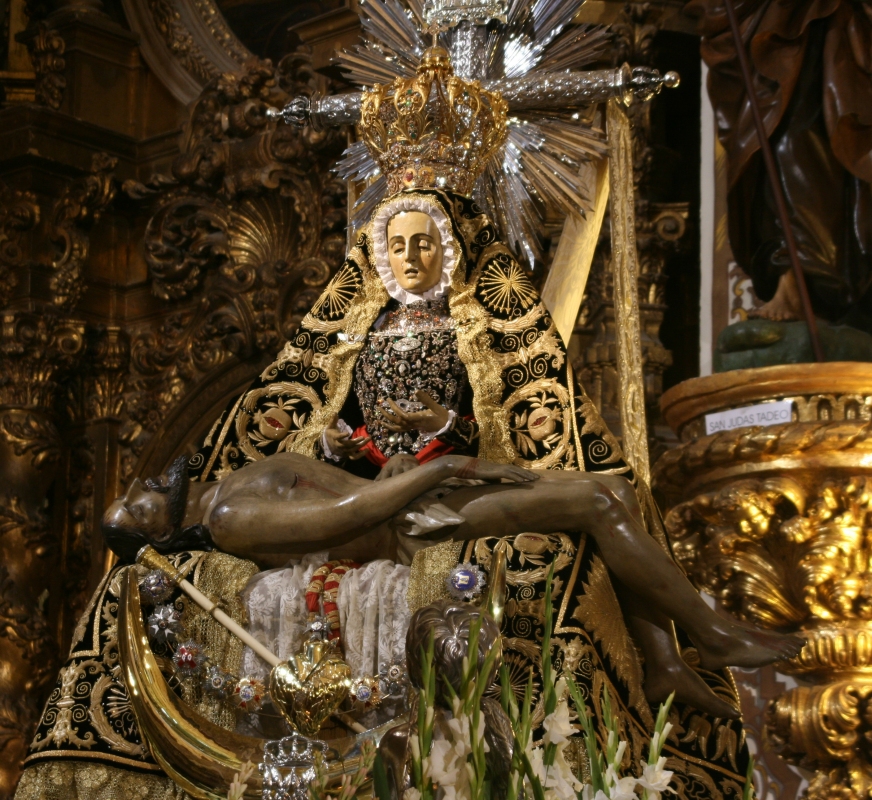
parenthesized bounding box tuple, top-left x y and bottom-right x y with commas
(333, 0, 610, 268)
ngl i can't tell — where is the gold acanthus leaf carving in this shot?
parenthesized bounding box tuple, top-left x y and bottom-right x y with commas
(653, 420, 872, 497)
(50, 153, 117, 311)
(666, 475, 872, 630)
(0, 184, 40, 306)
(766, 679, 872, 767)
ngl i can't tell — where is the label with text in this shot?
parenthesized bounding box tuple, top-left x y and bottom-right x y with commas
(704, 400, 793, 435)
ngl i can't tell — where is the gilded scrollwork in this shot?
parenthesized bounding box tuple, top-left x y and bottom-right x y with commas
(0, 414, 61, 470)
(28, 23, 66, 110)
(574, 555, 649, 726)
(0, 185, 39, 307)
(572, 3, 687, 464)
(116, 55, 346, 481)
(49, 153, 117, 311)
(665, 475, 872, 629)
(146, 0, 219, 84)
(607, 99, 649, 485)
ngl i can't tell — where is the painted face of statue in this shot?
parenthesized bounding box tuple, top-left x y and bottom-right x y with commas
(104, 476, 174, 540)
(387, 211, 444, 294)
(100, 455, 205, 563)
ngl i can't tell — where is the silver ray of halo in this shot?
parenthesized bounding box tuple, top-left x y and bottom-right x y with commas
(332, 0, 611, 267)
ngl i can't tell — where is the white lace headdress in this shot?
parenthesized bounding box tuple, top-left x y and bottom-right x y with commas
(371, 194, 456, 306)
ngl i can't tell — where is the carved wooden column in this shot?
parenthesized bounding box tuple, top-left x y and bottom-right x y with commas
(0, 156, 113, 798)
(655, 364, 872, 800)
(0, 311, 85, 796)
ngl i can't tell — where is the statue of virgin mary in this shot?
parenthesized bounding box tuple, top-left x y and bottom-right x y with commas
(189, 185, 631, 486)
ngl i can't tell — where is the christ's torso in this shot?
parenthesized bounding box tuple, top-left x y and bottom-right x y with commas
(196, 454, 394, 565)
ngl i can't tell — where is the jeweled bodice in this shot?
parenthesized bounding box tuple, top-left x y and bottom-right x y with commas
(354, 299, 468, 458)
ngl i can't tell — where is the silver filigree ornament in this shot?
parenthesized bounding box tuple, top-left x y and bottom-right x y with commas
(378, 661, 409, 699)
(424, 0, 508, 28)
(148, 604, 181, 645)
(172, 639, 206, 675)
(260, 733, 327, 800)
(446, 561, 486, 600)
(305, 616, 330, 641)
(202, 664, 235, 698)
(139, 569, 174, 606)
(350, 675, 382, 709)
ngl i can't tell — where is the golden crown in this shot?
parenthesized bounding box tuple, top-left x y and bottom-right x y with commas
(358, 46, 508, 197)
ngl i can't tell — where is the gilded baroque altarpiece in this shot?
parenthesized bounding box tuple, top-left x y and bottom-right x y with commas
(0, 0, 804, 797)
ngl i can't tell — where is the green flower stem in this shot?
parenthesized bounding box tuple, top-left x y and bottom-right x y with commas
(743, 756, 756, 800)
(412, 631, 436, 800)
(566, 675, 605, 795)
(541, 561, 558, 770)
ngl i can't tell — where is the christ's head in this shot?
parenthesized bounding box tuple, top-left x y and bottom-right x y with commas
(102, 455, 212, 563)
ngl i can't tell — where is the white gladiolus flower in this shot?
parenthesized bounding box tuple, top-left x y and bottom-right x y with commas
(581, 786, 610, 800)
(423, 708, 491, 800)
(613, 740, 627, 767)
(609, 775, 641, 800)
(543, 697, 575, 747)
(526, 744, 583, 800)
(649, 723, 673, 757)
(427, 739, 457, 783)
(441, 787, 469, 800)
(637, 757, 674, 798)
(403, 789, 422, 800)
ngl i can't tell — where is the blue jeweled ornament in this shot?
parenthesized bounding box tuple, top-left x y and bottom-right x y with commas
(446, 562, 486, 600)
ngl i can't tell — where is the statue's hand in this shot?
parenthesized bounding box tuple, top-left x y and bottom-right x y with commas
(445, 456, 539, 484)
(375, 454, 420, 481)
(382, 391, 450, 433)
(324, 415, 371, 460)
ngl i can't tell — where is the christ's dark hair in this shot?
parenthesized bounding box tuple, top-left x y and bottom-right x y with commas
(102, 455, 214, 564)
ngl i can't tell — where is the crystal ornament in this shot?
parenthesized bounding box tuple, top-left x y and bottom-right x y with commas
(378, 661, 409, 699)
(233, 676, 266, 711)
(350, 675, 382, 709)
(202, 664, 235, 698)
(305, 616, 330, 641)
(147, 604, 181, 645)
(139, 569, 174, 606)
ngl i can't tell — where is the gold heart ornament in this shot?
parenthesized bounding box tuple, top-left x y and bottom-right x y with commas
(269, 640, 352, 737)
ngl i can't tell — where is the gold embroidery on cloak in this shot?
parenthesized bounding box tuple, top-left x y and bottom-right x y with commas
(451, 252, 515, 464)
(288, 244, 388, 459)
(573, 554, 652, 728)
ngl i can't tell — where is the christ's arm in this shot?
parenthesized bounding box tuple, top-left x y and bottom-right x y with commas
(207, 455, 534, 555)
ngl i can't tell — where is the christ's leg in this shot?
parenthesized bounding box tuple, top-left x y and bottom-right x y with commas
(617, 584, 740, 719)
(441, 472, 804, 670)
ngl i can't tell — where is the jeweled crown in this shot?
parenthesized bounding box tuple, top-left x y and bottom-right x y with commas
(358, 45, 508, 197)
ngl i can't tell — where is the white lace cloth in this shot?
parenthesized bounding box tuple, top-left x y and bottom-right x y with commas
(337, 560, 410, 678)
(240, 554, 410, 682)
